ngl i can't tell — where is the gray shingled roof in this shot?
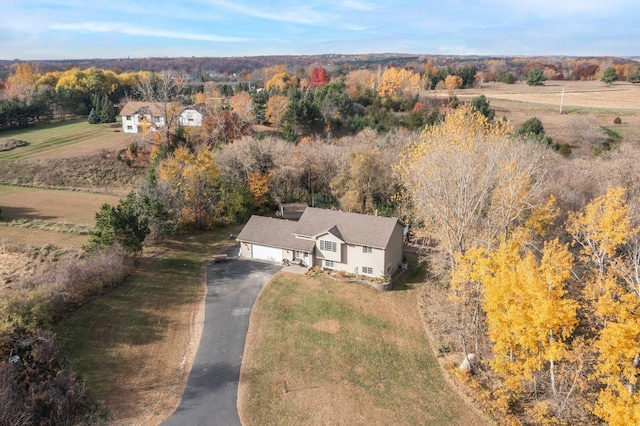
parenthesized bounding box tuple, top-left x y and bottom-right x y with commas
(236, 215, 316, 252)
(295, 207, 402, 249)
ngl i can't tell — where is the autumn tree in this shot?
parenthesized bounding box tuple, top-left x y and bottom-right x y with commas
(331, 148, 387, 213)
(265, 95, 290, 128)
(396, 104, 547, 268)
(6, 62, 41, 100)
(567, 188, 640, 424)
(453, 234, 577, 394)
(310, 67, 330, 87)
(157, 146, 220, 229)
(229, 91, 254, 124)
(378, 67, 421, 98)
(444, 75, 463, 95)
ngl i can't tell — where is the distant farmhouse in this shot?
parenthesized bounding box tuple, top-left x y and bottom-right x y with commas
(120, 102, 209, 134)
(236, 207, 404, 279)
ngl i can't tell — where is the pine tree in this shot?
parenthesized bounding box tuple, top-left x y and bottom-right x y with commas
(87, 107, 100, 124)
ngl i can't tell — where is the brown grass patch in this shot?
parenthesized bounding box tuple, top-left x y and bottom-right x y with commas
(312, 319, 341, 334)
(0, 185, 120, 225)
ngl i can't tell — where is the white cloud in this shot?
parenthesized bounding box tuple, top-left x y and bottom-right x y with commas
(49, 22, 248, 42)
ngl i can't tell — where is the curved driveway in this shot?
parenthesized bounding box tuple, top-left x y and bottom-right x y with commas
(164, 254, 281, 426)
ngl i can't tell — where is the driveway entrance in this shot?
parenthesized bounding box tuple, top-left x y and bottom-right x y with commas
(163, 256, 281, 425)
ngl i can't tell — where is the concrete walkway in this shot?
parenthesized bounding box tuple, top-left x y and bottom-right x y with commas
(163, 255, 281, 426)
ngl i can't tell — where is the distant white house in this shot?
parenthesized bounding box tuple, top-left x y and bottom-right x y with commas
(120, 102, 210, 134)
(120, 102, 166, 134)
(178, 103, 209, 127)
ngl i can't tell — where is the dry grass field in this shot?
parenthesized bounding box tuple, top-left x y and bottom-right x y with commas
(438, 80, 640, 151)
(238, 261, 487, 426)
(0, 118, 132, 160)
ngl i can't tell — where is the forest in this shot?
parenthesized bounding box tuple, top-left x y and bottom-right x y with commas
(1, 57, 640, 425)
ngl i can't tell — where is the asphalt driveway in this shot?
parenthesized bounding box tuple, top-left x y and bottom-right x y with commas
(163, 253, 281, 426)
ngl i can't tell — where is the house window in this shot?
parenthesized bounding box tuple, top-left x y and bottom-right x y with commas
(127, 125, 133, 130)
(362, 266, 373, 275)
(125, 115, 131, 120)
(325, 260, 335, 268)
(320, 240, 336, 252)
(387, 264, 392, 274)
(154, 117, 161, 123)
(362, 246, 373, 254)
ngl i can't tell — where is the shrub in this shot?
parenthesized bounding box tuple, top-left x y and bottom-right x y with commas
(0, 331, 100, 425)
(613, 117, 622, 124)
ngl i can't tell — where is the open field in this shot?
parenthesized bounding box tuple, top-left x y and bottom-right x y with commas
(0, 118, 132, 160)
(238, 256, 487, 426)
(56, 227, 242, 425)
(435, 80, 640, 150)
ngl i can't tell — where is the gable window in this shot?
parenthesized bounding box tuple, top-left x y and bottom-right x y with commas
(362, 266, 373, 275)
(362, 246, 373, 254)
(320, 240, 337, 252)
(325, 260, 335, 268)
(125, 115, 131, 120)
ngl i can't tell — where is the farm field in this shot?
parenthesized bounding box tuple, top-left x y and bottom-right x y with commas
(238, 257, 487, 426)
(0, 118, 132, 160)
(435, 80, 640, 149)
(0, 185, 121, 252)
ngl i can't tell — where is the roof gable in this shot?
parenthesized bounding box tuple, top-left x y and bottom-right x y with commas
(296, 208, 402, 249)
(236, 215, 316, 252)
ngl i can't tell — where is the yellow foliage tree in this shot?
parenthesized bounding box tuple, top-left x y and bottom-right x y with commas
(248, 172, 271, 209)
(265, 95, 290, 128)
(444, 75, 463, 95)
(157, 146, 220, 229)
(265, 72, 299, 92)
(378, 67, 421, 98)
(567, 187, 632, 273)
(454, 234, 577, 393)
(229, 91, 254, 124)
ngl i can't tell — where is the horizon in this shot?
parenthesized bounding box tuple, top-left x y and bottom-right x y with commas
(2, 1, 639, 61)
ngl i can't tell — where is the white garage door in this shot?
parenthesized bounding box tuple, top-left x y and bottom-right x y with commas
(251, 244, 282, 263)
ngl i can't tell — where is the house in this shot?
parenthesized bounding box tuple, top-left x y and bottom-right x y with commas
(120, 102, 209, 134)
(236, 207, 404, 278)
(178, 103, 209, 127)
(120, 102, 166, 134)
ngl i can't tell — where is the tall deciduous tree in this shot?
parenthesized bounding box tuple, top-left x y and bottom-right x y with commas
(395, 104, 546, 267)
(134, 70, 188, 149)
(157, 146, 220, 229)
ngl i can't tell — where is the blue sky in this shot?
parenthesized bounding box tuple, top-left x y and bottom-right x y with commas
(1, 0, 638, 60)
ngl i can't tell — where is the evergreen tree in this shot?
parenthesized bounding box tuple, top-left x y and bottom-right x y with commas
(87, 107, 100, 124)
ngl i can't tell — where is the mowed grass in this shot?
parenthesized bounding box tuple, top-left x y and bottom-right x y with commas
(0, 118, 131, 160)
(0, 185, 121, 249)
(56, 226, 242, 425)
(239, 254, 487, 426)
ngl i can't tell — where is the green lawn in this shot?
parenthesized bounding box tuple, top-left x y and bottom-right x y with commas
(0, 118, 129, 160)
(56, 226, 242, 425)
(239, 253, 487, 426)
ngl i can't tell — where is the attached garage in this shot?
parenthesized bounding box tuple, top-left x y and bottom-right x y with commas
(250, 244, 283, 263)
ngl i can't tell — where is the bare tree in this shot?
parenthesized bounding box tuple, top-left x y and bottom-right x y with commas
(134, 70, 188, 148)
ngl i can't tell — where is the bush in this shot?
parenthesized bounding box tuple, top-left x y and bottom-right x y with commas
(613, 117, 622, 124)
(0, 331, 100, 425)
